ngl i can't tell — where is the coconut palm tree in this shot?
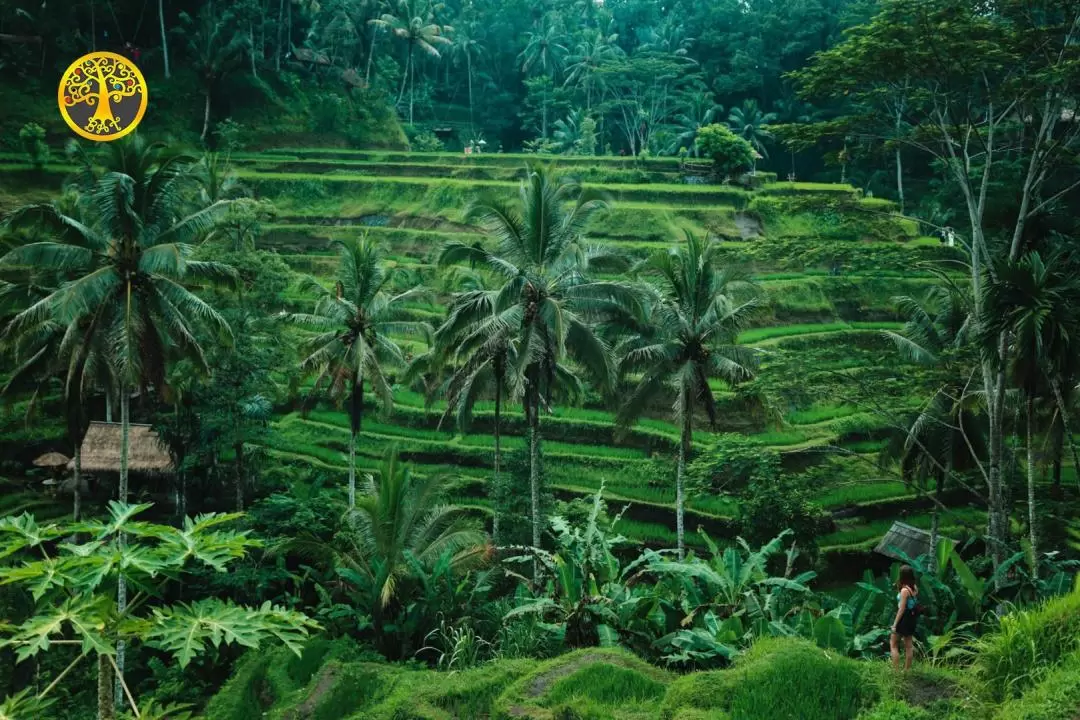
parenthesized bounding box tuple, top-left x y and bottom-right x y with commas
(982, 251, 1080, 563)
(616, 232, 760, 557)
(552, 109, 587, 154)
(371, 0, 451, 125)
(179, 6, 252, 142)
(280, 449, 486, 656)
(727, 99, 777, 172)
(353, 450, 487, 605)
(423, 273, 521, 546)
(564, 28, 622, 111)
(450, 26, 482, 132)
(0, 135, 237, 710)
(882, 278, 981, 570)
(520, 20, 568, 138)
(288, 235, 430, 510)
(671, 92, 723, 157)
(438, 166, 628, 565)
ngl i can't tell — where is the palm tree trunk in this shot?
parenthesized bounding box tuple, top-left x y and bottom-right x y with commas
(676, 395, 690, 560)
(234, 442, 245, 511)
(348, 431, 357, 509)
(1026, 395, 1038, 564)
(349, 371, 363, 511)
(365, 25, 378, 85)
(159, 0, 170, 78)
(276, 0, 284, 71)
(928, 465, 946, 574)
(528, 387, 541, 577)
(73, 444, 82, 522)
(115, 388, 129, 709)
(542, 92, 548, 139)
(895, 145, 905, 214)
(97, 654, 115, 720)
(492, 373, 502, 546)
(409, 46, 415, 125)
(201, 90, 212, 141)
(467, 53, 474, 132)
(249, 24, 258, 78)
(1049, 375, 1080, 491)
(397, 47, 409, 106)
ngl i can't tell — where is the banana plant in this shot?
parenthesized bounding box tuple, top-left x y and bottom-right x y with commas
(647, 529, 816, 665)
(0, 503, 318, 719)
(504, 487, 659, 649)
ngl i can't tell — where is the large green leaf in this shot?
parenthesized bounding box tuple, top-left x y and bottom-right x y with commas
(948, 551, 985, 604)
(3, 595, 111, 662)
(144, 598, 317, 668)
(812, 614, 849, 653)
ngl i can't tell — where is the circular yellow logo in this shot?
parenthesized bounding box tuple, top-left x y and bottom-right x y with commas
(58, 52, 148, 142)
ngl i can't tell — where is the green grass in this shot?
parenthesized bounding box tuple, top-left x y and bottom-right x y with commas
(788, 404, 862, 425)
(661, 638, 883, 720)
(814, 480, 915, 508)
(738, 321, 904, 345)
(976, 585, 1080, 703)
(819, 507, 986, 549)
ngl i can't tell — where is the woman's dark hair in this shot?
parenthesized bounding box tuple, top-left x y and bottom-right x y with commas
(897, 565, 917, 591)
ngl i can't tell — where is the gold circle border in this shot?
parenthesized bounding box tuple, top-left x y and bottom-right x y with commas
(57, 51, 149, 143)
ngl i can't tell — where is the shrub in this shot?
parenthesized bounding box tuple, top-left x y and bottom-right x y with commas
(661, 638, 881, 720)
(975, 582, 1080, 702)
(696, 124, 755, 177)
(410, 130, 445, 152)
(18, 122, 48, 169)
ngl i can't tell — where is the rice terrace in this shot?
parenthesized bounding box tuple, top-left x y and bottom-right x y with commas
(0, 0, 1078, 718)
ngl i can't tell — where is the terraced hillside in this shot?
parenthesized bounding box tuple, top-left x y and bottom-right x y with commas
(203, 148, 978, 572)
(0, 149, 986, 571)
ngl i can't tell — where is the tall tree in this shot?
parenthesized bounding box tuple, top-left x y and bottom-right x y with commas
(426, 271, 519, 546)
(727, 99, 776, 172)
(882, 278, 982, 570)
(794, 0, 1080, 575)
(564, 28, 622, 111)
(438, 166, 627, 567)
(520, 19, 568, 138)
(982, 251, 1080, 564)
(671, 91, 723, 157)
(179, 6, 252, 142)
(0, 137, 237, 707)
(616, 232, 759, 557)
(288, 235, 430, 510)
(159, 0, 171, 78)
(371, 0, 451, 125)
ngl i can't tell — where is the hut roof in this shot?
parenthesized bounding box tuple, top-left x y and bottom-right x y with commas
(33, 452, 70, 468)
(874, 521, 936, 561)
(69, 422, 173, 475)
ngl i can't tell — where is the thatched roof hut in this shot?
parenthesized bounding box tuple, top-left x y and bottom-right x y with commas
(874, 521, 937, 562)
(33, 452, 70, 468)
(68, 422, 172, 475)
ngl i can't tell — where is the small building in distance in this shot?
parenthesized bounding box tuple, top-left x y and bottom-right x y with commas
(69, 422, 173, 476)
(874, 521, 939, 562)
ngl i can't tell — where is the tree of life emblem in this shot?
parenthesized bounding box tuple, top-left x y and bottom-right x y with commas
(58, 52, 148, 142)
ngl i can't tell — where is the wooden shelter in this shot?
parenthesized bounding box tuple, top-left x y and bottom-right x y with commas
(33, 452, 70, 469)
(874, 521, 935, 562)
(67, 422, 172, 475)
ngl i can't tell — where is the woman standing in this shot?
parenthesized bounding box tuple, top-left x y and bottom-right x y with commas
(890, 565, 919, 670)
